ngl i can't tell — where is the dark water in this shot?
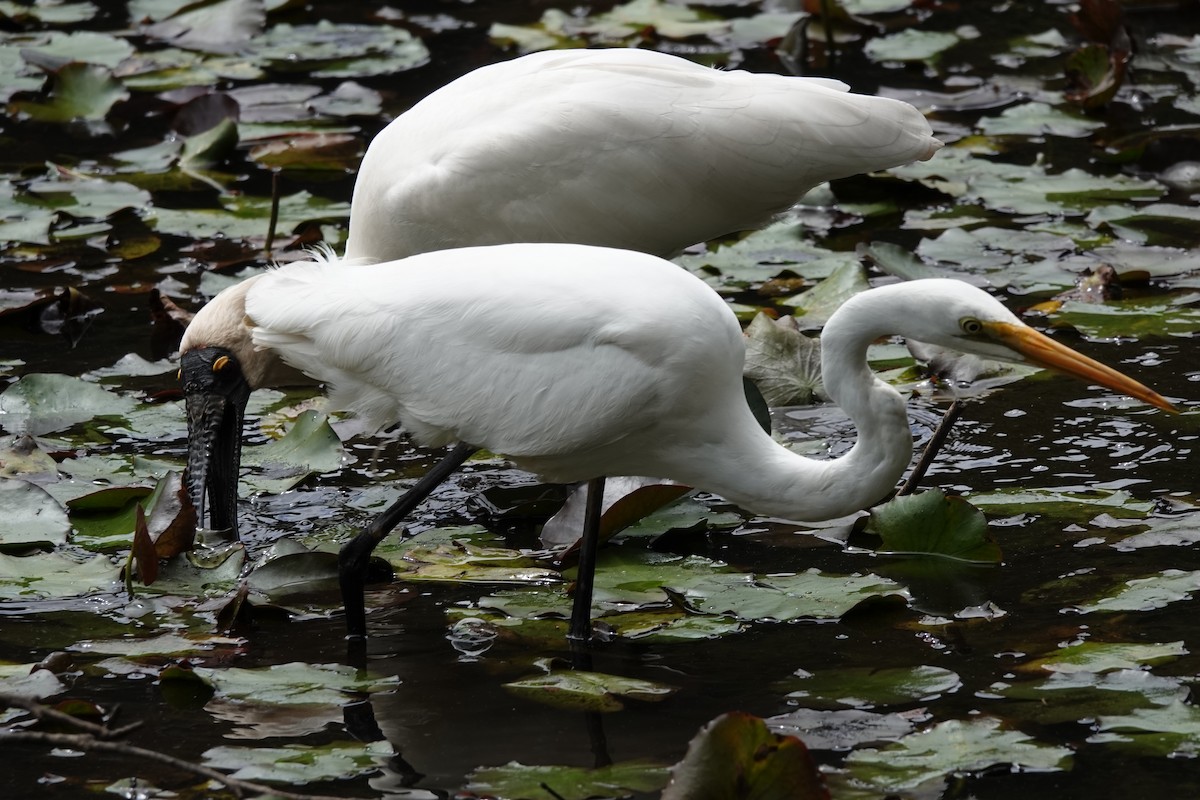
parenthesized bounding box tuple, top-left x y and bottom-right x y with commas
(3, 1, 1200, 798)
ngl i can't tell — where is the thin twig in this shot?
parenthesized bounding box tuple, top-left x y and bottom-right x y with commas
(898, 399, 963, 497)
(0, 731, 357, 800)
(0, 692, 141, 739)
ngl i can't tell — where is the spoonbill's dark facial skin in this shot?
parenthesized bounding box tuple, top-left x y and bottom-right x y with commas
(181, 345, 251, 538)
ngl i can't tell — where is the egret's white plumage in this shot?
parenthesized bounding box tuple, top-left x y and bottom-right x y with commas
(182, 243, 1174, 525)
(345, 48, 942, 261)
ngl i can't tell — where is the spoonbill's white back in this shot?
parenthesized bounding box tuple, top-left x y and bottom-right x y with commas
(345, 47, 942, 261)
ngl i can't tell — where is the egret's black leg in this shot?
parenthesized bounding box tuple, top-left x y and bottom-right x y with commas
(567, 476, 605, 643)
(340, 442, 478, 640)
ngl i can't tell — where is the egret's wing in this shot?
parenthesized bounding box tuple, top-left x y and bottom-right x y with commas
(246, 245, 745, 461)
(346, 48, 939, 261)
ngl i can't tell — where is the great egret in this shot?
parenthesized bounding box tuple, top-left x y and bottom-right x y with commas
(182, 47, 942, 533)
(179, 243, 1176, 640)
(344, 47, 942, 262)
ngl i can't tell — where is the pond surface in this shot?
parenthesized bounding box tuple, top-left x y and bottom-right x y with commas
(2, 1, 1200, 798)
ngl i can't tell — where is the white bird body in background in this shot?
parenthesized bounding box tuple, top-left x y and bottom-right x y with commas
(344, 48, 942, 261)
(179, 243, 1175, 638)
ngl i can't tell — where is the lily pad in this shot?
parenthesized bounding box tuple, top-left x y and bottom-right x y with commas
(0, 478, 70, 550)
(742, 313, 824, 406)
(0, 550, 116, 600)
(240, 410, 346, 495)
(1022, 641, 1187, 674)
(189, 661, 399, 706)
(1075, 569, 1200, 614)
(844, 717, 1072, 791)
(202, 739, 394, 784)
(780, 665, 961, 710)
(868, 490, 1000, 564)
(1092, 701, 1200, 757)
(504, 663, 678, 713)
(465, 760, 670, 800)
(0, 373, 137, 436)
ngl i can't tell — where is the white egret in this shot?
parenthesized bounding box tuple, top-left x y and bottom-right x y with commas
(179, 243, 1176, 641)
(182, 47, 942, 534)
(344, 47, 942, 261)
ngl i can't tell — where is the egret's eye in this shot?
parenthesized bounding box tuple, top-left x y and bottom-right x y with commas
(960, 317, 984, 336)
(212, 355, 231, 372)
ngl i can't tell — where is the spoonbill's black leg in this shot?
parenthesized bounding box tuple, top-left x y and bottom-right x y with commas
(339, 442, 478, 640)
(567, 476, 606, 643)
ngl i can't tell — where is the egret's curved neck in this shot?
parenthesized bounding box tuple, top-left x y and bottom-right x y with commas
(672, 288, 915, 522)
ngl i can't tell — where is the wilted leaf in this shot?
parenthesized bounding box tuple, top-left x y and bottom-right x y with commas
(130, 504, 158, 586)
(868, 490, 1000, 564)
(661, 712, 829, 800)
(742, 313, 823, 406)
(540, 476, 691, 550)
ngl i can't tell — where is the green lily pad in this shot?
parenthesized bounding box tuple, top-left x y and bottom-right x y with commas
(240, 410, 345, 495)
(977, 101, 1106, 138)
(864, 29, 962, 64)
(491, 0, 726, 53)
(967, 487, 1155, 521)
(782, 259, 871, 325)
(70, 631, 241, 658)
(0, 664, 66, 700)
(681, 569, 905, 622)
(189, 661, 399, 706)
(661, 712, 829, 800)
(780, 665, 961, 710)
(465, 760, 670, 800)
(251, 20, 430, 78)
(0, 478, 70, 550)
(766, 707, 918, 751)
(1092, 701, 1200, 757)
(504, 663, 677, 713)
(202, 739, 394, 784)
(868, 490, 999, 564)
(845, 717, 1072, 791)
(999, 669, 1189, 725)
(0, 550, 116, 600)
(1076, 569, 1200, 614)
(144, 544, 246, 597)
(1023, 641, 1187, 674)
(1087, 203, 1200, 247)
(375, 525, 559, 585)
(11, 63, 129, 123)
(0, 373, 137, 436)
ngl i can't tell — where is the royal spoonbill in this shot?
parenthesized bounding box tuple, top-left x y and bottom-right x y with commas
(179, 243, 1176, 640)
(344, 47, 942, 261)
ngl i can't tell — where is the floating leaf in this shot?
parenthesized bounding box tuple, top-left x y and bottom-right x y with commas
(504, 664, 677, 713)
(1022, 641, 1187, 674)
(681, 569, 905, 622)
(864, 29, 962, 64)
(540, 476, 691, 550)
(1076, 569, 1200, 614)
(1000, 669, 1188, 726)
(12, 63, 129, 123)
(780, 665, 961, 710)
(0, 551, 116, 600)
(845, 717, 1072, 791)
(1093, 701, 1200, 757)
(783, 259, 871, 325)
(239, 410, 345, 495)
(661, 712, 830, 800)
(202, 739, 394, 784)
(766, 708, 919, 751)
(0, 478, 69, 550)
(189, 662, 399, 706)
(868, 490, 1000, 564)
(465, 761, 669, 800)
(977, 101, 1106, 138)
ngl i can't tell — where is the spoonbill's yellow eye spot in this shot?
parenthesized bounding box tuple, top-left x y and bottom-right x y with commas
(960, 317, 983, 336)
(176, 368, 182, 381)
(213, 355, 231, 372)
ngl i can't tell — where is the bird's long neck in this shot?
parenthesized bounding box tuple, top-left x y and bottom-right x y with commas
(671, 295, 914, 522)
